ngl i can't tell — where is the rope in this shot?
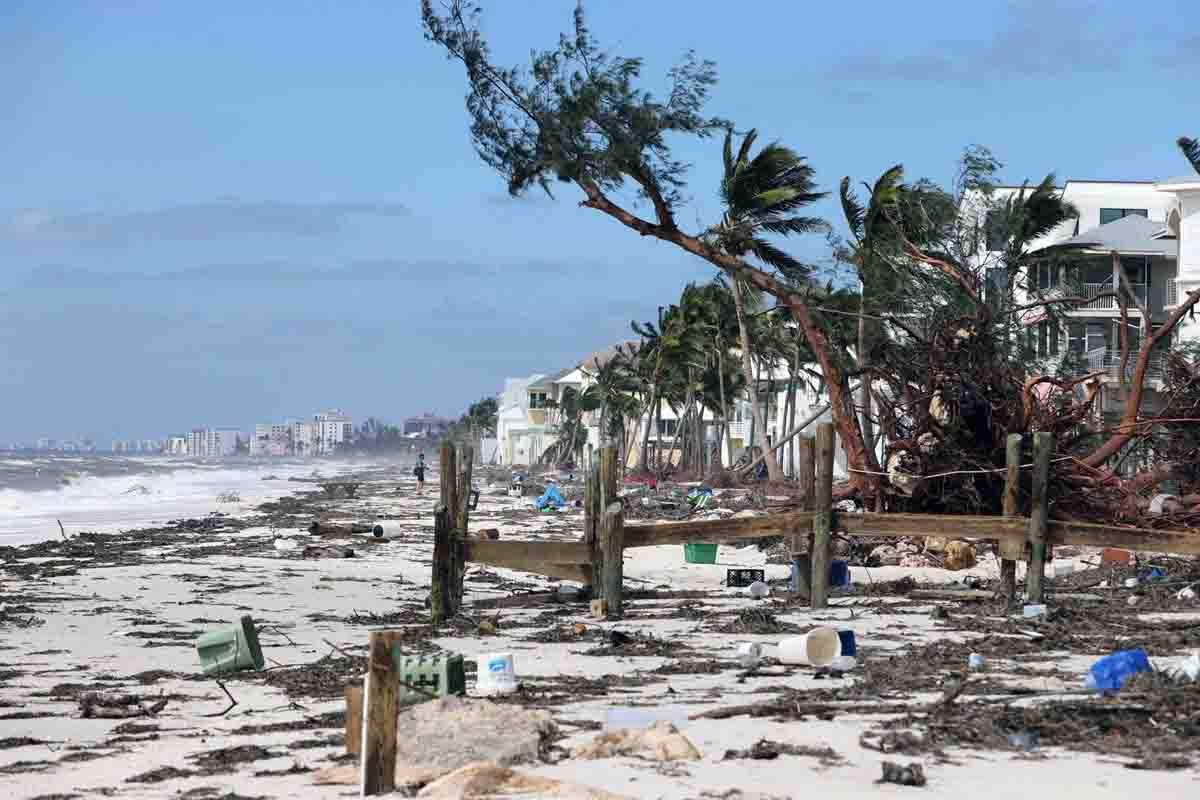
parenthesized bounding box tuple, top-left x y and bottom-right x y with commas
(848, 455, 1075, 480)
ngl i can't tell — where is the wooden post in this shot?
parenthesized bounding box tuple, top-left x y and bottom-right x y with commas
(792, 436, 816, 596)
(999, 434, 1022, 604)
(811, 423, 835, 609)
(455, 444, 473, 603)
(599, 445, 618, 509)
(585, 464, 601, 590)
(440, 441, 458, 530)
(430, 442, 462, 622)
(1026, 432, 1053, 603)
(594, 446, 618, 591)
(600, 501, 624, 616)
(345, 684, 363, 757)
(360, 631, 399, 796)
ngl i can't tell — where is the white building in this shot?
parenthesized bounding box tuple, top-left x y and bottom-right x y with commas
(165, 435, 189, 455)
(967, 177, 1199, 408)
(313, 410, 353, 455)
(188, 427, 240, 457)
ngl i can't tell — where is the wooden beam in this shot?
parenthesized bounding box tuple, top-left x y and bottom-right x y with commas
(811, 422, 835, 609)
(1026, 432, 1052, 603)
(1048, 520, 1200, 556)
(360, 631, 399, 796)
(600, 501, 624, 617)
(1000, 433, 1022, 603)
(344, 683, 363, 757)
(836, 513, 1028, 540)
(622, 511, 814, 548)
(465, 540, 592, 564)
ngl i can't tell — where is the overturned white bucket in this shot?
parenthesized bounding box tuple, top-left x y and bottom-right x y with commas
(475, 652, 518, 697)
(371, 522, 401, 539)
(777, 627, 840, 667)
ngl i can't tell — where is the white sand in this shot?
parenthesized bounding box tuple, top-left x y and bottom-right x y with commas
(0, 471, 1195, 799)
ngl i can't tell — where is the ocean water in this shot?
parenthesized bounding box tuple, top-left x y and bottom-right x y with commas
(0, 455, 357, 547)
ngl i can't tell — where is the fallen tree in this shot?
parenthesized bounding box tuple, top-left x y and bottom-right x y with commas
(421, 2, 1200, 524)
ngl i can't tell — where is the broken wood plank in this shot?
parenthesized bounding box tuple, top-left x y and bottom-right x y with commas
(464, 540, 592, 565)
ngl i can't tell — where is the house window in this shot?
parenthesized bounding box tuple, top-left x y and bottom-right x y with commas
(657, 419, 678, 437)
(1099, 208, 1148, 225)
(529, 391, 549, 409)
(1037, 322, 1048, 358)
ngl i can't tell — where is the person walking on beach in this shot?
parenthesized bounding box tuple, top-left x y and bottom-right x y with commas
(413, 452, 427, 496)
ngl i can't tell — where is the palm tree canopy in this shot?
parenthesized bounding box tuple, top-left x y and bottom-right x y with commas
(1179, 137, 1200, 176)
(710, 128, 828, 278)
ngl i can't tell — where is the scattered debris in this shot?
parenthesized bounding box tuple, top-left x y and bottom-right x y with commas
(878, 761, 927, 787)
(78, 693, 168, 719)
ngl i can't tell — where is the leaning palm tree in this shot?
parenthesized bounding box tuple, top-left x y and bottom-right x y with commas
(1180, 137, 1200, 175)
(706, 128, 827, 480)
(839, 166, 904, 466)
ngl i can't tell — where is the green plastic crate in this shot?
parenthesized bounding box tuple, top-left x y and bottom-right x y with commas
(683, 543, 718, 564)
(390, 649, 466, 704)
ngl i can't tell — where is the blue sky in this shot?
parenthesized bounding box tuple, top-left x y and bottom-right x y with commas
(1, 0, 1196, 442)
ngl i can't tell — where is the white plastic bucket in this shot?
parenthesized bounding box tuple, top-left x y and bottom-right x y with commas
(475, 652, 517, 697)
(777, 627, 840, 667)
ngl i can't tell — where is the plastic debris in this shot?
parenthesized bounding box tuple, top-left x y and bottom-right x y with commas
(1085, 648, 1151, 694)
(1177, 586, 1196, 601)
(968, 653, 986, 671)
(747, 581, 770, 599)
(1022, 604, 1047, 618)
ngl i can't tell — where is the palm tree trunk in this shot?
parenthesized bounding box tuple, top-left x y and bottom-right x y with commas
(733, 283, 783, 480)
(716, 343, 732, 470)
(858, 280, 875, 465)
(638, 384, 658, 472)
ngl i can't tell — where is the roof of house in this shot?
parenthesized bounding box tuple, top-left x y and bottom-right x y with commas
(527, 367, 574, 391)
(1037, 214, 1178, 257)
(1156, 175, 1200, 188)
(577, 341, 638, 373)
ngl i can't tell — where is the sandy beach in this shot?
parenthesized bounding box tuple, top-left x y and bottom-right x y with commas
(2, 463, 1198, 799)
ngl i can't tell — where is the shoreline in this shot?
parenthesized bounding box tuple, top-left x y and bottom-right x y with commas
(1, 463, 1198, 798)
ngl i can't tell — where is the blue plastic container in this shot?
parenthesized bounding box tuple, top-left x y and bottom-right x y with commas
(837, 629, 856, 657)
(789, 559, 853, 591)
(1085, 648, 1151, 694)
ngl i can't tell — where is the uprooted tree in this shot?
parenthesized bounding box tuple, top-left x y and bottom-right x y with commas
(421, 1, 1200, 525)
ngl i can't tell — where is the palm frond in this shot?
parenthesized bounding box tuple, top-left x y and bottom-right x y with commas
(757, 216, 827, 236)
(748, 237, 805, 274)
(839, 177, 865, 238)
(1180, 137, 1200, 176)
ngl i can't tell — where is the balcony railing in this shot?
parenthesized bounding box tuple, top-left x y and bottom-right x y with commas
(1065, 348, 1167, 381)
(1066, 282, 1149, 311)
(1165, 278, 1179, 307)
